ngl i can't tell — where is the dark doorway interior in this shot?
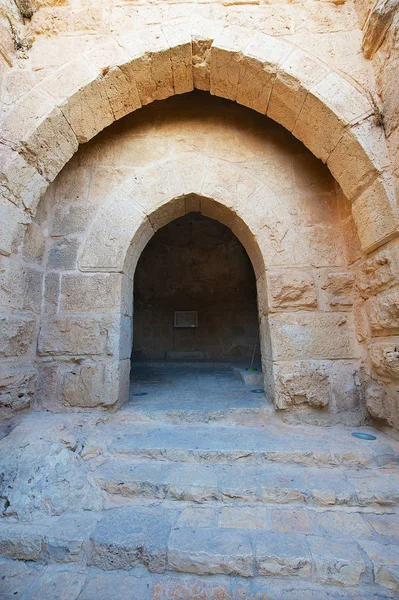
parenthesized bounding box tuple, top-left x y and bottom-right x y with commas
(132, 213, 260, 363)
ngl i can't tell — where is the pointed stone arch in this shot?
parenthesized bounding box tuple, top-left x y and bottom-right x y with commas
(0, 19, 397, 258)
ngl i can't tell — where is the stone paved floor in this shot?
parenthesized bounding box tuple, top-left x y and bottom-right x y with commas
(1, 363, 399, 598)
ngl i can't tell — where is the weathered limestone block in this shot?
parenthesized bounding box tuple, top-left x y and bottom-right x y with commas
(319, 271, 355, 310)
(210, 27, 250, 101)
(121, 28, 175, 106)
(362, 0, 399, 58)
(47, 237, 79, 271)
(327, 116, 391, 200)
(0, 91, 78, 181)
(60, 360, 127, 407)
(308, 537, 366, 586)
(367, 290, 399, 334)
(293, 73, 372, 162)
(352, 177, 399, 252)
(54, 164, 90, 204)
(269, 312, 357, 360)
(368, 342, 399, 380)
(0, 367, 36, 414)
(237, 33, 291, 114)
(122, 159, 184, 214)
(191, 18, 220, 90)
(23, 223, 45, 264)
(148, 197, 186, 232)
(162, 24, 193, 95)
(201, 159, 260, 210)
(100, 66, 141, 122)
(0, 199, 30, 256)
(0, 146, 47, 214)
(329, 360, 364, 412)
(254, 531, 311, 578)
(168, 527, 254, 577)
(0, 262, 43, 314)
(273, 361, 331, 410)
(267, 49, 329, 132)
(50, 203, 96, 237)
(0, 316, 36, 357)
(356, 240, 399, 298)
(268, 270, 317, 311)
(78, 190, 150, 272)
(365, 379, 389, 421)
(60, 273, 125, 313)
(43, 272, 60, 315)
(61, 76, 115, 144)
(91, 506, 174, 572)
(38, 316, 116, 356)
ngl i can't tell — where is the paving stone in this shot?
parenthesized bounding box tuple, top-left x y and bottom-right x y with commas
(271, 509, 312, 534)
(218, 506, 268, 529)
(360, 540, 399, 592)
(168, 527, 254, 577)
(19, 566, 86, 600)
(0, 559, 44, 599)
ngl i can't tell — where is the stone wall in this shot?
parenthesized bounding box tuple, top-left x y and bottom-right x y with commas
(133, 213, 259, 362)
(0, 0, 398, 427)
(23, 92, 365, 424)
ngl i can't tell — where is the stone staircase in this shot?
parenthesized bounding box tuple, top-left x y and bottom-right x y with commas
(1, 401, 399, 599)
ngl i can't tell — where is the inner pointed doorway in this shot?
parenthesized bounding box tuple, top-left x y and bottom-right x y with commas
(130, 212, 262, 404)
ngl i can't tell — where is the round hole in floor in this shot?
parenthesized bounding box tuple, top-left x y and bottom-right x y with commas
(132, 392, 148, 396)
(251, 389, 264, 394)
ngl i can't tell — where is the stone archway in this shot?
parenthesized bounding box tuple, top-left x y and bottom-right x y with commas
(0, 19, 397, 257)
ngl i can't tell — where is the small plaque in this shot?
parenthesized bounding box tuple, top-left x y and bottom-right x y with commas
(174, 311, 198, 328)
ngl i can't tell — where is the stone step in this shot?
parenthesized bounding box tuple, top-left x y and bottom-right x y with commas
(119, 404, 275, 427)
(1, 558, 398, 600)
(93, 458, 399, 507)
(1, 505, 398, 592)
(103, 422, 399, 468)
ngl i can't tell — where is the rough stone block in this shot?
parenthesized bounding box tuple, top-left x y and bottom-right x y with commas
(54, 164, 90, 204)
(60, 76, 115, 144)
(0, 316, 36, 357)
(43, 272, 60, 315)
(360, 540, 399, 591)
(23, 223, 45, 264)
(47, 237, 79, 271)
(50, 203, 96, 236)
(0, 199, 30, 256)
(356, 240, 399, 298)
(327, 116, 391, 200)
(0, 147, 47, 214)
(90, 506, 174, 572)
(268, 270, 317, 311)
(100, 66, 141, 121)
(269, 312, 357, 360)
(60, 273, 125, 313)
(254, 531, 311, 578)
(162, 24, 193, 95)
(0, 367, 36, 414)
(0, 526, 43, 561)
(78, 190, 149, 273)
(38, 315, 115, 356)
(352, 177, 399, 252)
(273, 361, 331, 410)
(121, 27, 174, 106)
(267, 49, 329, 132)
(122, 159, 184, 215)
(367, 290, 399, 335)
(20, 569, 86, 600)
(318, 271, 355, 310)
(0, 262, 43, 314)
(201, 158, 260, 210)
(368, 342, 399, 380)
(168, 527, 254, 577)
(60, 361, 122, 407)
(308, 536, 366, 585)
(210, 27, 250, 101)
